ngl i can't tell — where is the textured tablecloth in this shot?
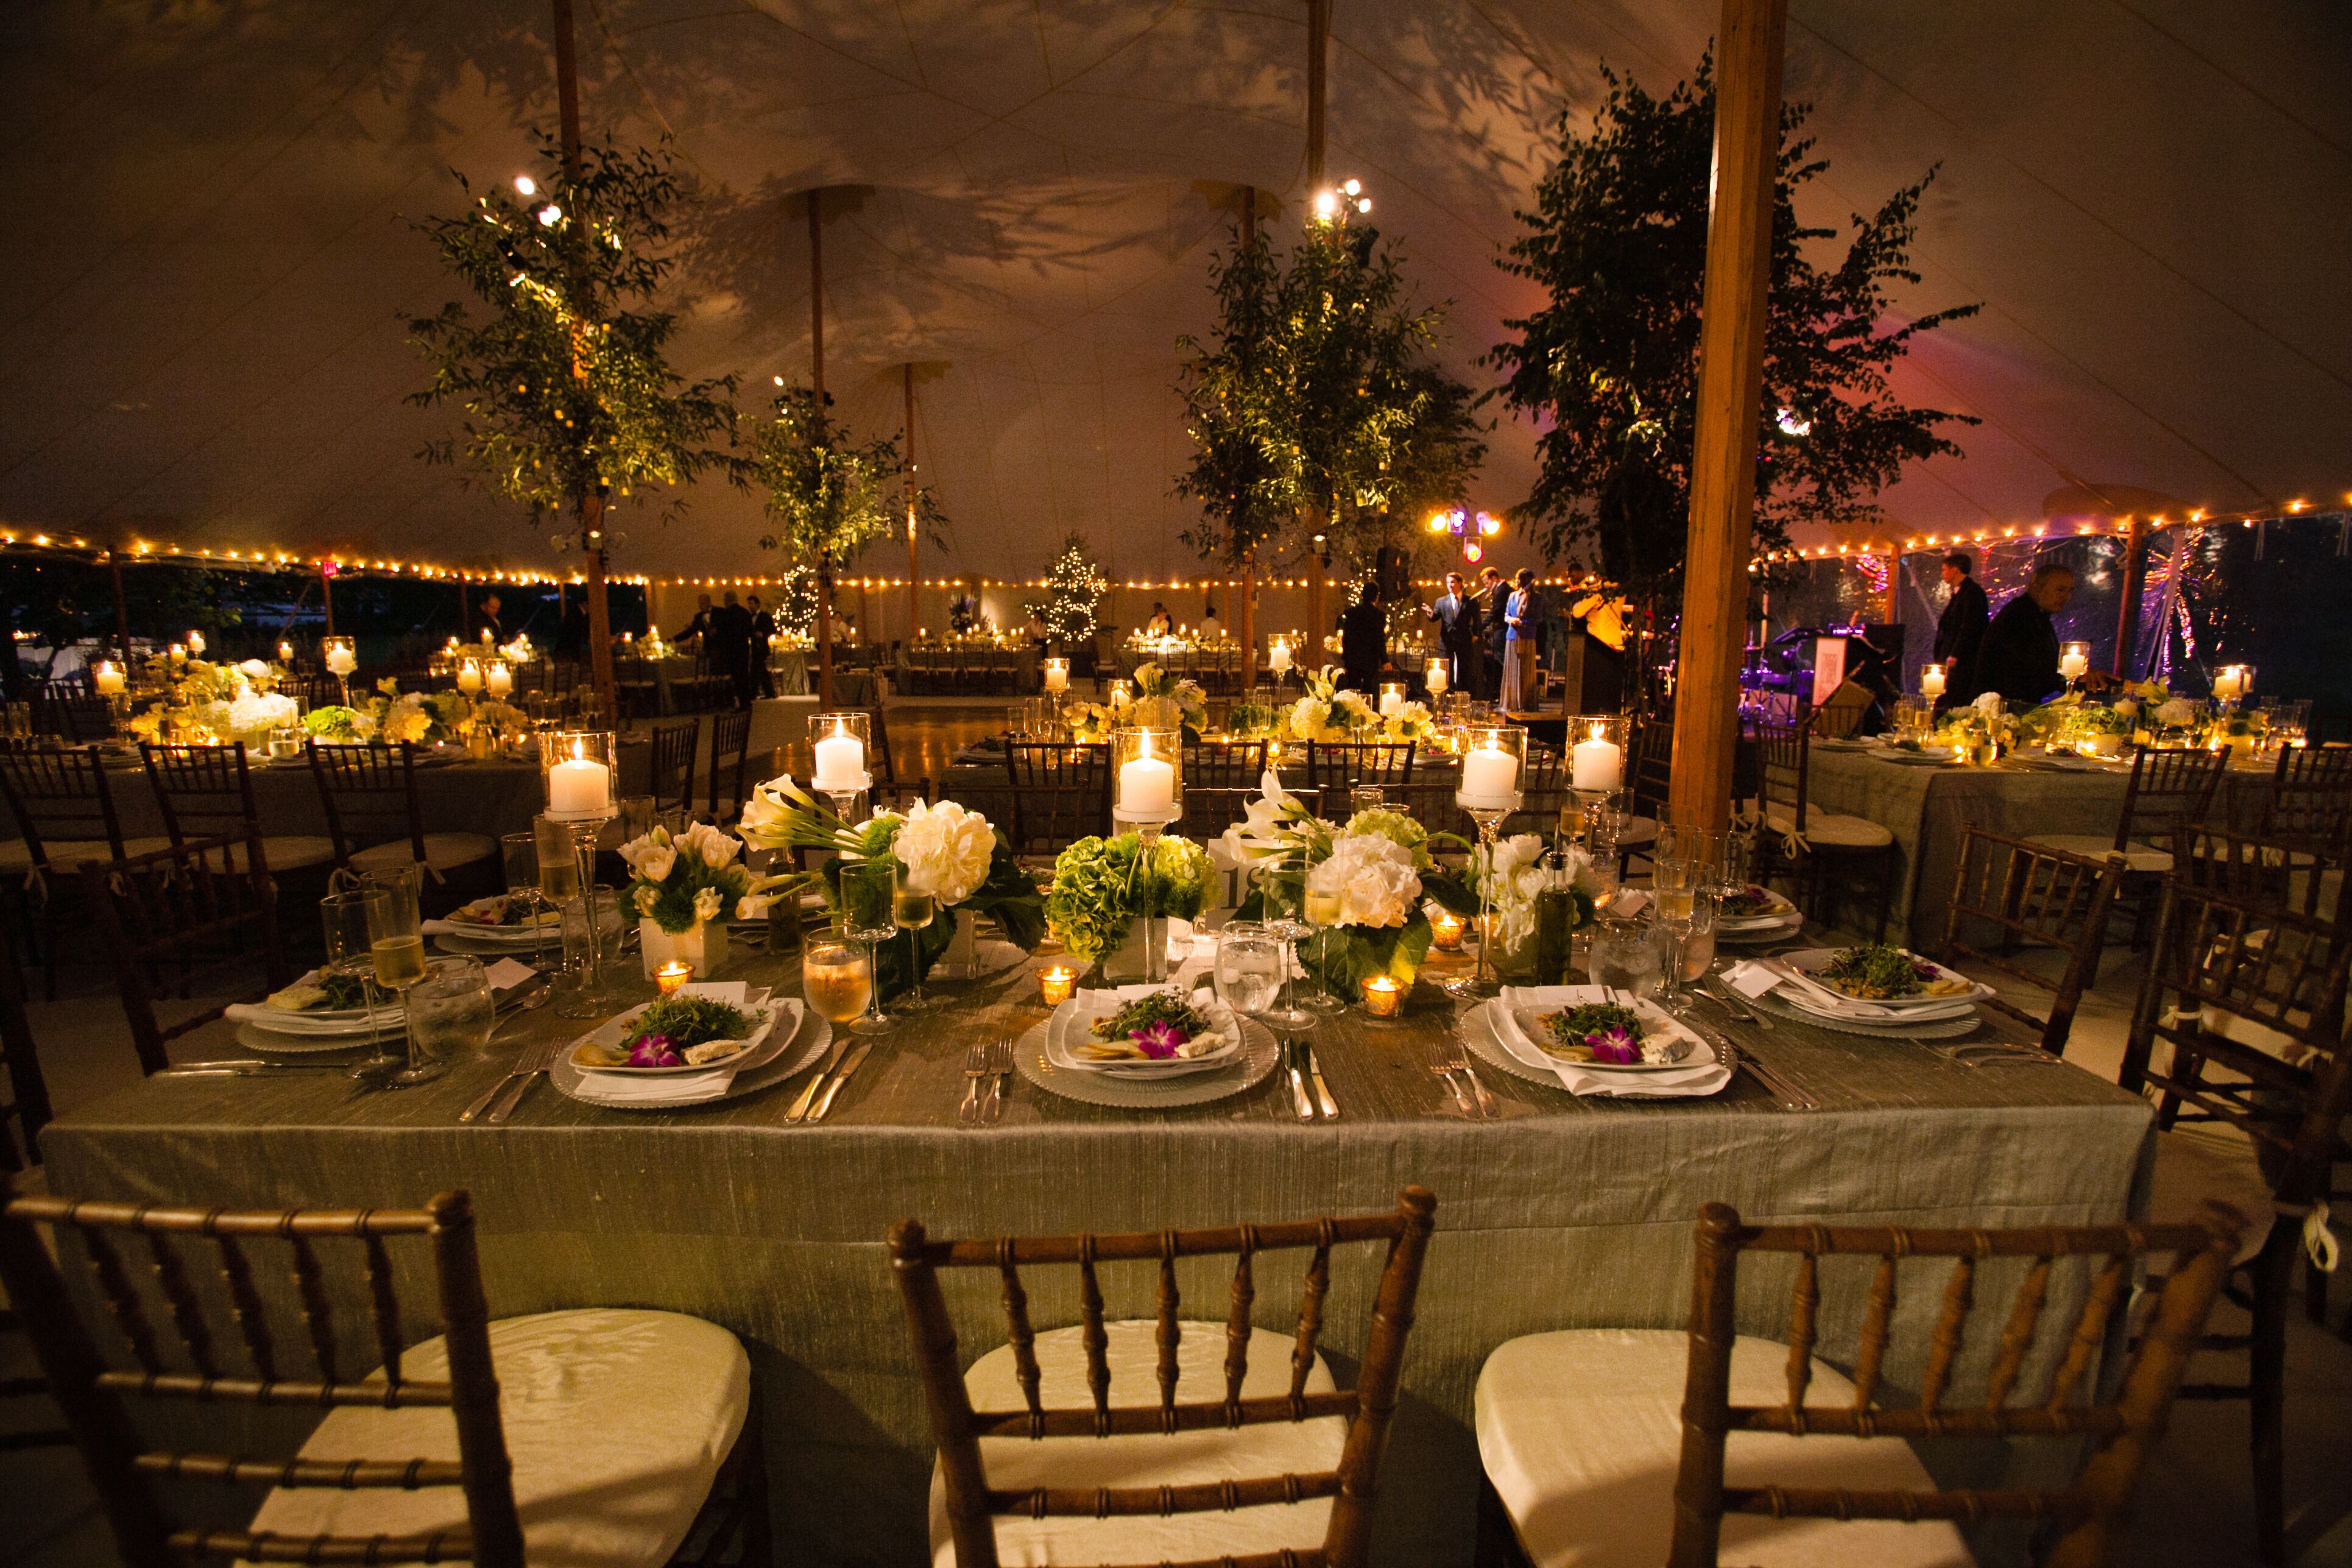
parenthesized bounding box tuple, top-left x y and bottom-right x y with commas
(40, 930, 2154, 1566)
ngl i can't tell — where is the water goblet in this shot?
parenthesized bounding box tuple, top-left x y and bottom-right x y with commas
(500, 832, 554, 967)
(1212, 921, 1284, 1026)
(838, 860, 897, 1033)
(892, 860, 939, 1012)
(320, 889, 396, 1078)
(406, 957, 495, 1067)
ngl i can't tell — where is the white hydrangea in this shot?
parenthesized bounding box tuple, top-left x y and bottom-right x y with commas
(2155, 697, 2197, 727)
(1972, 691, 2005, 717)
(1305, 831, 1421, 928)
(892, 799, 995, 906)
(1289, 696, 1330, 740)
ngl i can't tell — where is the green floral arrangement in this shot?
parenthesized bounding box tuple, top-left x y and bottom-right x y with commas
(618, 821, 762, 934)
(1130, 661, 1209, 738)
(303, 705, 370, 742)
(1224, 699, 1279, 740)
(1382, 699, 1436, 743)
(1061, 701, 1114, 741)
(735, 776, 1045, 995)
(1045, 832, 1213, 963)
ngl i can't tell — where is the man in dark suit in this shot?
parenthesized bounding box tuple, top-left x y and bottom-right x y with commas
(708, 591, 757, 710)
(746, 594, 777, 700)
(1477, 566, 1510, 700)
(1338, 586, 1387, 694)
(1932, 551, 1990, 706)
(1421, 571, 1481, 693)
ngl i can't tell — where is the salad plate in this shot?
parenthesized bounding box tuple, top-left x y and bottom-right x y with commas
(425, 895, 561, 945)
(549, 999, 826, 1109)
(1495, 989, 1703, 1073)
(1776, 946, 1995, 1008)
(1017, 1016, 1279, 1109)
(568, 989, 782, 1075)
(1047, 989, 1243, 1078)
(226, 970, 397, 1037)
(1714, 883, 1798, 931)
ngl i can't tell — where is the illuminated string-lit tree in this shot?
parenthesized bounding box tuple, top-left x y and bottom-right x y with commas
(1027, 532, 1109, 648)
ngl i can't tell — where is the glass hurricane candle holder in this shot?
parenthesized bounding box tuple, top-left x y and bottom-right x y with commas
(1360, 973, 1404, 1019)
(322, 635, 358, 704)
(540, 731, 618, 821)
(1379, 681, 1408, 718)
(808, 710, 874, 808)
(1111, 727, 1182, 825)
(2058, 640, 2092, 687)
(2211, 663, 2253, 708)
(1428, 905, 1467, 952)
(1448, 725, 1528, 999)
(1424, 653, 1450, 697)
(1042, 656, 1070, 694)
(1038, 964, 1078, 1007)
(1919, 662, 1946, 699)
(1563, 715, 1630, 802)
(1106, 679, 1132, 712)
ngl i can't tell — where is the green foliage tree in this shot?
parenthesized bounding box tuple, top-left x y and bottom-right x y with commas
(406, 131, 744, 706)
(1489, 58, 1980, 595)
(1025, 532, 1109, 646)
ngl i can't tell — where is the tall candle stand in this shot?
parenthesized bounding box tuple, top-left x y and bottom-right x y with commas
(1111, 726, 1184, 984)
(1443, 724, 1527, 1000)
(540, 731, 620, 1009)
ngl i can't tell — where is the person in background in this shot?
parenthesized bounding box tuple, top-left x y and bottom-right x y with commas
(1478, 565, 1510, 700)
(1422, 570, 1481, 694)
(1976, 560, 2107, 707)
(671, 593, 713, 648)
(1145, 601, 1173, 636)
(1499, 568, 1542, 711)
(831, 608, 855, 646)
(1338, 584, 1387, 694)
(746, 594, 777, 700)
(1199, 601, 1222, 640)
(710, 591, 756, 710)
(1933, 551, 1990, 707)
(476, 593, 506, 645)
(1025, 607, 1049, 646)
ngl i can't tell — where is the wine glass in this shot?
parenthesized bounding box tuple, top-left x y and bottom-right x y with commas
(1257, 874, 1315, 1033)
(802, 939, 873, 1027)
(1213, 921, 1282, 1032)
(1300, 885, 1346, 1012)
(892, 860, 939, 1012)
(838, 860, 897, 1033)
(321, 890, 395, 1079)
(1659, 886, 1720, 1008)
(360, 866, 440, 1086)
(500, 832, 553, 968)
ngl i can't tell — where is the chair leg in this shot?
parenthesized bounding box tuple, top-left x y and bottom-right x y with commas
(2309, 1251, 2330, 1324)
(2249, 1224, 2296, 1564)
(1871, 846, 1895, 943)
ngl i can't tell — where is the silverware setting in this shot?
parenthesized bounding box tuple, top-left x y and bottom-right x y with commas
(482, 1038, 565, 1125)
(956, 1042, 990, 1126)
(785, 1034, 852, 1123)
(160, 1060, 350, 1078)
(980, 1040, 1012, 1125)
(1305, 1044, 1340, 1119)
(1715, 1034, 1815, 1111)
(1424, 1040, 1492, 1119)
(1701, 976, 1776, 1031)
(808, 1040, 875, 1123)
(1285, 1037, 1317, 1121)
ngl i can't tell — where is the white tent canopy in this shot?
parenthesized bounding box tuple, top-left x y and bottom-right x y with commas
(3, 0, 2347, 588)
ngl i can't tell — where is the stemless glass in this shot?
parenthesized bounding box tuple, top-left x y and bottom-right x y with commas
(556, 886, 622, 1018)
(320, 890, 395, 1077)
(1588, 913, 1663, 998)
(1213, 921, 1283, 1023)
(803, 939, 873, 1026)
(892, 860, 939, 1012)
(838, 860, 897, 1033)
(406, 957, 495, 1065)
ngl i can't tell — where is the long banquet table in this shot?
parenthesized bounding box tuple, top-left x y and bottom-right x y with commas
(41, 930, 2156, 1566)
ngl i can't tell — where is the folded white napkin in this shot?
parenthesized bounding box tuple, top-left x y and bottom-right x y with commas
(1490, 987, 1730, 1098)
(569, 992, 789, 1107)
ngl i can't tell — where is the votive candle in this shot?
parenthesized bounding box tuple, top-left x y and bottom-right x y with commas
(655, 961, 692, 998)
(1039, 964, 1078, 1006)
(1361, 974, 1404, 1017)
(1429, 908, 1467, 952)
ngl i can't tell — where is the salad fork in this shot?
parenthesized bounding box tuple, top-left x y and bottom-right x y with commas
(1446, 1048, 1500, 1119)
(981, 1040, 1014, 1125)
(956, 1042, 990, 1126)
(1424, 1041, 1475, 1117)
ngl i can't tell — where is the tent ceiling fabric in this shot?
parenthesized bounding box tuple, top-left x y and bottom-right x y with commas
(2, 1, 2346, 584)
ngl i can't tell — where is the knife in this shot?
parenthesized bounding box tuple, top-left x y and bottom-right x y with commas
(1285, 1040, 1316, 1121)
(809, 1042, 872, 1122)
(785, 1036, 850, 1123)
(1306, 1045, 1339, 1119)
(158, 1061, 348, 1077)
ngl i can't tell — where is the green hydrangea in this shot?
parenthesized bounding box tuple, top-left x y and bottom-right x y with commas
(1047, 832, 1213, 959)
(1151, 834, 1213, 920)
(1342, 808, 1431, 868)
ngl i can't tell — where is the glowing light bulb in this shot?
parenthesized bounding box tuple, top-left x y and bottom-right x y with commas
(514, 175, 536, 197)
(1356, 198, 1372, 214)
(1342, 178, 1361, 196)
(537, 203, 563, 226)
(1776, 408, 1812, 438)
(1313, 189, 1339, 220)
(773, 374, 784, 385)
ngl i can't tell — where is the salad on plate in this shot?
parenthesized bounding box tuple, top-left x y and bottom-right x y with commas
(264, 972, 372, 1014)
(1526, 1001, 1693, 1067)
(445, 894, 558, 931)
(574, 995, 765, 1070)
(1814, 944, 1975, 1000)
(1717, 884, 1793, 922)
(1079, 991, 1224, 1062)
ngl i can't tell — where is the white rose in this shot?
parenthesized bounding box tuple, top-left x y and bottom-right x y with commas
(1972, 691, 2005, 717)
(635, 885, 662, 916)
(892, 799, 995, 906)
(621, 833, 677, 884)
(692, 886, 724, 924)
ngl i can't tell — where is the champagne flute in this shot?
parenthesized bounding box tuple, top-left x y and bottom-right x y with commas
(322, 890, 396, 1079)
(802, 939, 873, 1027)
(1301, 886, 1346, 1012)
(359, 868, 440, 1086)
(838, 860, 896, 1033)
(1648, 852, 1697, 1010)
(892, 860, 939, 1012)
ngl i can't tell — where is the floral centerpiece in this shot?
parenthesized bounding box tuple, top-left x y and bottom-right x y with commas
(618, 820, 765, 977)
(1224, 697, 1282, 741)
(1474, 833, 1601, 975)
(123, 657, 300, 749)
(1130, 662, 1208, 737)
(1061, 700, 1114, 741)
(1286, 665, 1379, 743)
(1224, 772, 1478, 995)
(1933, 691, 2017, 760)
(736, 779, 1045, 997)
(1046, 832, 1213, 975)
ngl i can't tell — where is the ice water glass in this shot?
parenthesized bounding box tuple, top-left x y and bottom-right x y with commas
(803, 940, 873, 1025)
(1349, 785, 1387, 816)
(1589, 914, 1662, 998)
(1213, 922, 1283, 1021)
(556, 886, 622, 1019)
(407, 957, 495, 1065)
(501, 832, 554, 966)
(320, 890, 395, 1075)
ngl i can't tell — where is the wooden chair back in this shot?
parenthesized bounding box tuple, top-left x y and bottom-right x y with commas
(2113, 745, 2227, 852)
(2261, 743, 2352, 844)
(866, 704, 900, 786)
(1939, 826, 2127, 1056)
(139, 743, 263, 850)
(1306, 741, 1414, 791)
(889, 1188, 1437, 1568)
(1667, 1201, 2242, 1568)
(1513, 743, 1567, 832)
(649, 720, 697, 815)
(1182, 739, 1268, 789)
(80, 835, 291, 1076)
(1630, 710, 1676, 822)
(1751, 712, 1809, 825)
(707, 707, 754, 822)
(1004, 744, 1112, 856)
(305, 741, 427, 869)
(2118, 877, 2352, 1192)
(2173, 820, 2352, 923)
(0, 743, 132, 872)
(35, 684, 115, 742)
(0, 918, 52, 1170)
(1382, 781, 1472, 843)
(0, 1182, 524, 1568)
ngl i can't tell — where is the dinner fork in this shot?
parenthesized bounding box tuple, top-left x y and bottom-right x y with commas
(956, 1042, 990, 1127)
(1424, 1041, 1476, 1117)
(1446, 1048, 1500, 1119)
(981, 1040, 1014, 1125)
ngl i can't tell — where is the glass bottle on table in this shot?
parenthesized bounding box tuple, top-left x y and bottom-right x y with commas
(892, 860, 939, 1012)
(837, 859, 897, 1033)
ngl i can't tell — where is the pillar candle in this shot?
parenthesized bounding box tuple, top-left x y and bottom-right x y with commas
(813, 730, 866, 790)
(486, 663, 514, 697)
(1570, 729, 1623, 792)
(548, 751, 612, 815)
(1118, 745, 1175, 815)
(1460, 745, 1519, 806)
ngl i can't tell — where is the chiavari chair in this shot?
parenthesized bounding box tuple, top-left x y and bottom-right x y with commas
(648, 719, 698, 817)
(1510, 743, 1567, 836)
(0, 917, 51, 1171)
(891, 1188, 1436, 1568)
(2116, 875, 2352, 1559)
(140, 743, 336, 878)
(1937, 825, 2128, 1053)
(0, 743, 171, 997)
(1305, 740, 1414, 793)
(704, 707, 754, 824)
(1182, 738, 1268, 789)
(2258, 741, 2352, 850)
(35, 679, 115, 742)
(2174, 819, 2352, 924)
(80, 833, 289, 1076)
(1619, 706, 1673, 872)
(1004, 743, 1112, 858)
(1748, 712, 1897, 939)
(866, 702, 900, 787)
(2030, 744, 2227, 946)
(305, 741, 496, 887)
(0, 1182, 763, 1568)
(1477, 1201, 2241, 1568)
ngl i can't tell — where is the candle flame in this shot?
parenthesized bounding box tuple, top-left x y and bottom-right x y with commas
(571, 738, 584, 761)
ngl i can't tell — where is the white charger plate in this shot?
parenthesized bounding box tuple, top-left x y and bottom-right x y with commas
(1047, 997, 1245, 1079)
(1017, 1016, 1278, 1109)
(549, 1002, 828, 1110)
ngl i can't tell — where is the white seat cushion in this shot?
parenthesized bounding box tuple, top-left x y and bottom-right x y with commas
(4, 836, 174, 875)
(2027, 832, 2170, 874)
(2149, 1131, 2274, 1266)
(247, 1307, 748, 1568)
(350, 832, 497, 875)
(1477, 1328, 1973, 1568)
(182, 835, 339, 875)
(1763, 807, 1894, 850)
(931, 1320, 1346, 1567)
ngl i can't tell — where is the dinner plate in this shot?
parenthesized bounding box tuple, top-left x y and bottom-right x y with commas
(567, 995, 785, 1075)
(1715, 911, 1804, 944)
(236, 1020, 405, 1055)
(1743, 985, 1982, 1041)
(1776, 948, 1996, 1008)
(1714, 887, 1798, 930)
(1868, 745, 1954, 765)
(548, 1001, 827, 1109)
(1463, 1001, 1726, 1089)
(1016, 1016, 1279, 1109)
(1498, 995, 1701, 1072)
(1773, 987, 1977, 1025)
(1047, 996, 1245, 1078)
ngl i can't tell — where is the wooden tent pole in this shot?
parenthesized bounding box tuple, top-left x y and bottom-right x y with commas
(809, 189, 836, 710)
(1233, 188, 1258, 686)
(1666, 0, 1786, 835)
(904, 362, 920, 646)
(551, 0, 616, 721)
(320, 560, 336, 637)
(109, 551, 132, 656)
(2114, 517, 2148, 678)
(1301, 2, 1329, 671)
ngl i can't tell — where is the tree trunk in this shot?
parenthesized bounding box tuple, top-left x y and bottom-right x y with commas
(1235, 560, 1255, 694)
(816, 552, 836, 708)
(582, 492, 616, 723)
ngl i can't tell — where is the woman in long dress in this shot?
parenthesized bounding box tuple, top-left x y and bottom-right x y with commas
(1499, 568, 1540, 710)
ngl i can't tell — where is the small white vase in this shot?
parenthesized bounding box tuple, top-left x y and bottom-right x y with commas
(640, 917, 728, 980)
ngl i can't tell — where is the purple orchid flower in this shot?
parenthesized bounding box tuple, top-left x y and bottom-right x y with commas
(627, 1034, 683, 1068)
(1584, 1025, 1642, 1065)
(1128, 1021, 1189, 1060)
